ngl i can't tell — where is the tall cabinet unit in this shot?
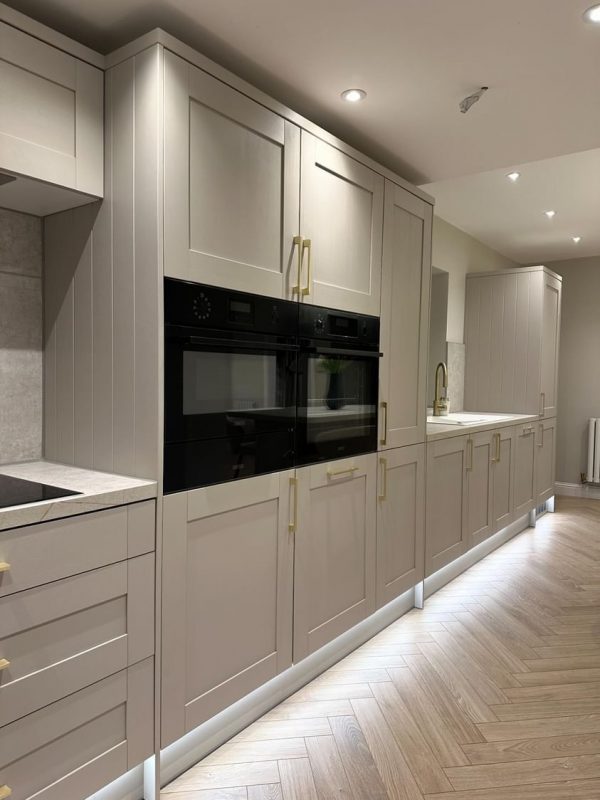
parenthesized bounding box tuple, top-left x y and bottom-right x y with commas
(379, 183, 432, 450)
(464, 266, 562, 419)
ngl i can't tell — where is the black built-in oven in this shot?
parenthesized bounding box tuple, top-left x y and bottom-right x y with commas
(164, 278, 299, 493)
(296, 304, 380, 465)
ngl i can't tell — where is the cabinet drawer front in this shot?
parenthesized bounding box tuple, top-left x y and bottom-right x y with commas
(0, 555, 154, 727)
(0, 503, 155, 597)
(0, 659, 153, 800)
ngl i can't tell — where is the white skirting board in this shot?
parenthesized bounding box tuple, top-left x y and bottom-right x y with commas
(556, 481, 600, 499)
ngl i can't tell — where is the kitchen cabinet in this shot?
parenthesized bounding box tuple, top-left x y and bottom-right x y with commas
(425, 436, 468, 576)
(164, 51, 300, 299)
(376, 445, 425, 608)
(293, 453, 377, 662)
(464, 266, 562, 419)
(466, 431, 495, 548)
(379, 181, 432, 449)
(160, 472, 294, 746)
(536, 417, 557, 504)
(0, 21, 103, 215)
(299, 132, 384, 315)
(540, 274, 561, 418)
(514, 423, 537, 516)
(491, 425, 517, 532)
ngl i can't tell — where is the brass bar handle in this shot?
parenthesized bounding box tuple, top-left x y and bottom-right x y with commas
(540, 392, 545, 417)
(301, 238, 312, 297)
(496, 432, 501, 463)
(0, 659, 10, 671)
(0, 786, 11, 800)
(288, 477, 298, 533)
(466, 438, 474, 472)
(327, 465, 358, 479)
(378, 457, 387, 501)
(522, 425, 534, 436)
(291, 235, 303, 295)
(537, 423, 544, 448)
(0, 562, 10, 573)
(491, 432, 499, 463)
(380, 401, 388, 446)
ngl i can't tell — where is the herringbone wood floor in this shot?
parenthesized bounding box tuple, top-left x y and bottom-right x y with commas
(162, 496, 600, 799)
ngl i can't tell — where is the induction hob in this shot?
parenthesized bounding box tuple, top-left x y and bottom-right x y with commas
(0, 473, 81, 510)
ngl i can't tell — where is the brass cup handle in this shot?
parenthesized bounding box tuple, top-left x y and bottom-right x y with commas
(0, 785, 12, 800)
(327, 465, 358, 479)
(291, 235, 303, 295)
(0, 562, 10, 573)
(288, 477, 298, 533)
(378, 457, 387, 501)
(466, 438, 474, 472)
(380, 401, 388, 445)
(301, 238, 312, 297)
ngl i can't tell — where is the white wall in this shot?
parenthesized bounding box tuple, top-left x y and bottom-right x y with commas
(550, 255, 600, 485)
(431, 216, 519, 344)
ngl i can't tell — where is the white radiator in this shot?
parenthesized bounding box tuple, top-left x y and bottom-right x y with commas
(587, 418, 600, 484)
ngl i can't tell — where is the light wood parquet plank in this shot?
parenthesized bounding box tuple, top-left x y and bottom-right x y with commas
(504, 681, 600, 702)
(304, 735, 354, 799)
(262, 699, 353, 720)
(514, 668, 600, 687)
(477, 714, 600, 741)
(234, 718, 331, 742)
(160, 791, 248, 800)
(462, 732, 600, 764)
(328, 714, 388, 800)
(247, 786, 282, 800)
(423, 777, 600, 800)
(278, 758, 318, 800)
(162, 763, 280, 793)
(489, 696, 600, 720)
(201, 739, 307, 766)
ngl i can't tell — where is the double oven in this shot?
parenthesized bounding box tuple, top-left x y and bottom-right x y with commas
(164, 278, 380, 494)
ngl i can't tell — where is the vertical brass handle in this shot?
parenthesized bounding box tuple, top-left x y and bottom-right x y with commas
(301, 238, 312, 296)
(496, 432, 501, 463)
(491, 432, 499, 463)
(466, 438, 474, 472)
(0, 659, 9, 671)
(380, 401, 388, 445)
(291, 235, 303, 295)
(540, 392, 545, 417)
(378, 457, 387, 501)
(537, 423, 544, 448)
(0, 786, 12, 800)
(0, 563, 10, 573)
(288, 477, 298, 533)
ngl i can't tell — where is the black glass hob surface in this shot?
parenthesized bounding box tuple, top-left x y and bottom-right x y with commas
(0, 474, 81, 509)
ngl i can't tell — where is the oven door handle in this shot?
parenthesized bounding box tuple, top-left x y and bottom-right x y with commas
(306, 346, 383, 358)
(186, 336, 300, 352)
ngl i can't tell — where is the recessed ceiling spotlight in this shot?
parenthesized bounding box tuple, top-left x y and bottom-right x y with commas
(341, 88, 366, 103)
(506, 171, 520, 182)
(544, 210, 556, 219)
(583, 4, 600, 22)
(572, 236, 582, 243)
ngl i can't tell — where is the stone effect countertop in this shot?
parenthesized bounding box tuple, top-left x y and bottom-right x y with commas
(426, 412, 541, 442)
(0, 460, 157, 532)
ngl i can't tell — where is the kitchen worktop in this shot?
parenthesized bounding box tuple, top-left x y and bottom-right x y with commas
(426, 412, 540, 442)
(0, 460, 157, 531)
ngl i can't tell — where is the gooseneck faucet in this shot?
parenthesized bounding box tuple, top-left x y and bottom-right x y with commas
(433, 361, 449, 417)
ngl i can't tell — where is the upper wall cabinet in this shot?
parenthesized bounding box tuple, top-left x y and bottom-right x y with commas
(0, 21, 103, 215)
(464, 266, 562, 419)
(379, 182, 431, 449)
(299, 132, 384, 315)
(164, 51, 301, 299)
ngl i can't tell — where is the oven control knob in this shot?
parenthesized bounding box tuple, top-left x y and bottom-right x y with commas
(193, 293, 212, 321)
(314, 316, 325, 332)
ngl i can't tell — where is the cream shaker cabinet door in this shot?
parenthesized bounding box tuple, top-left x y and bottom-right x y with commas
(160, 472, 294, 746)
(376, 444, 425, 608)
(540, 275, 561, 419)
(379, 182, 431, 449)
(536, 417, 557, 504)
(293, 454, 377, 662)
(466, 431, 495, 548)
(164, 51, 300, 299)
(0, 22, 103, 201)
(299, 132, 383, 315)
(425, 436, 468, 576)
(514, 424, 536, 516)
(491, 426, 517, 533)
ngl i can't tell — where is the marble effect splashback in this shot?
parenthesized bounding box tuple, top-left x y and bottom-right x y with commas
(0, 208, 43, 464)
(446, 341, 465, 413)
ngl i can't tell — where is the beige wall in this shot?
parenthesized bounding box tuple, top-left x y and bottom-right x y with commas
(432, 216, 519, 343)
(550, 256, 600, 485)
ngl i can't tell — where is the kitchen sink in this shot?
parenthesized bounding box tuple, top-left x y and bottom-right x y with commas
(427, 412, 506, 426)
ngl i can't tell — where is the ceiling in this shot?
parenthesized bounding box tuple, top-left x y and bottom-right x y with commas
(5, 0, 600, 261)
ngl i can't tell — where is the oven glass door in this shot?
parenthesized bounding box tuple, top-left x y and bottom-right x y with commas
(164, 331, 297, 492)
(296, 347, 378, 465)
